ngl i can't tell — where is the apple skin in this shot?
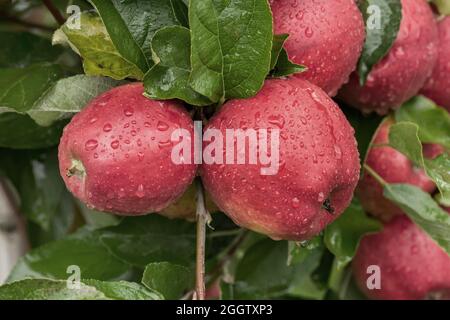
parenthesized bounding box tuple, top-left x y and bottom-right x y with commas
(420, 16, 450, 112)
(58, 83, 197, 215)
(357, 118, 437, 221)
(352, 215, 450, 300)
(339, 0, 439, 114)
(270, 0, 365, 97)
(200, 77, 360, 241)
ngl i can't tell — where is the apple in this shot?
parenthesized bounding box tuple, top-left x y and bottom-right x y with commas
(420, 16, 450, 112)
(200, 77, 360, 241)
(58, 83, 197, 215)
(270, 0, 365, 97)
(353, 215, 450, 300)
(339, 0, 439, 114)
(357, 118, 439, 221)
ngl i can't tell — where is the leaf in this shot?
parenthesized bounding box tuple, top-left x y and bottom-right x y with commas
(144, 26, 211, 106)
(384, 184, 450, 255)
(271, 48, 306, 78)
(99, 215, 197, 268)
(324, 199, 382, 290)
(83, 279, 162, 300)
(357, 0, 402, 84)
(232, 238, 327, 299)
(395, 96, 450, 149)
(98, 214, 234, 268)
(142, 262, 193, 299)
(189, 0, 273, 102)
(9, 149, 68, 230)
(389, 122, 450, 205)
(7, 227, 131, 282)
(29, 75, 124, 126)
(89, 0, 184, 68)
(433, 0, 450, 15)
(0, 113, 67, 149)
(54, 11, 144, 80)
(0, 32, 63, 68)
(0, 63, 63, 113)
(0, 279, 161, 300)
(270, 34, 288, 70)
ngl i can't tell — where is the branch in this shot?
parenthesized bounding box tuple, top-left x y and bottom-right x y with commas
(42, 0, 65, 25)
(194, 178, 210, 300)
(0, 12, 54, 31)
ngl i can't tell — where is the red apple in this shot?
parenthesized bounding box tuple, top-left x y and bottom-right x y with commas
(357, 118, 437, 221)
(353, 215, 450, 300)
(200, 77, 360, 241)
(420, 16, 450, 112)
(270, 0, 365, 97)
(58, 83, 197, 215)
(339, 0, 439, 114)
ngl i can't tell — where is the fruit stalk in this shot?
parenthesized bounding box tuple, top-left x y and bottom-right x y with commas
(195, 178, 208, 300)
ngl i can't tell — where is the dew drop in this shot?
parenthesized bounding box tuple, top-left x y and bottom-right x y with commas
(136, 184, 145, 198)
(85, 139, 98, 151)
(111, 140, 120, 149)
(124, 108, 134, 117)
(157, 121, 169, 131)
(103, 123, 112, 132)
(291, 197, 300, 208)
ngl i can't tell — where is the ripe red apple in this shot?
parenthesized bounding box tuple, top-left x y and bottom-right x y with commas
(339, 0, 439, 114)
(357, 118, 437, 221)
(352, 215, 450, 300)
(270, 0, 365, 97)
(200, 77, 360, 241)
(420, 16, 450, 112)
(58, 83, 196, 215)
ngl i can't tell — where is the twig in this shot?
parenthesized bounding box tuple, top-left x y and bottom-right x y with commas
(42, 0, 65, 25)
(194, 178, 209, 300)
(363, 164, 387, 187)
(0, 12, 54, 31)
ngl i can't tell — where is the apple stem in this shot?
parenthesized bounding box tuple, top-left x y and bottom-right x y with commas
(363, 164, 387, 187)
(194, 178, 209, 300)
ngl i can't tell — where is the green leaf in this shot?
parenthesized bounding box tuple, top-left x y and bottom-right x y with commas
(54, 11, 144, 80)
(0, 113, 67, 149)
(6, 149, 68, 230)
(395, 96, 450, 149)
(98, 214, 234, 268)
(144, 26, 211, 106)
(433, 0, 450, 15)
(324, 199, 382, 290)
(142, 262, 193, 299)
(89, 0, 184, 68)
(189, 0, 273, 102)
(0, 279, 161, 300)
(83, 279, 162, 300)
(270, 48, 306, 78)
(0, 63, 63, 113)
(7, 227, 131, 282)
(389, 122, 450, 205)
(357, 0, 402, 84)
(29, 75, 124, 126)
(270, 34, 289, 70)
(0, 32, 63, 68)
(384, 184, 450, 255)
(99, 215, 197, 268)
(232, 238, 327, 299)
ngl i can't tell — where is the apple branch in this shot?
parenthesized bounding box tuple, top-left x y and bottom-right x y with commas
(194, 178, 209, 300)
(42, 0, 66, 26)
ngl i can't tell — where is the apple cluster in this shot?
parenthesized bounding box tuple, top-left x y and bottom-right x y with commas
(58, 0, 450, 299)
